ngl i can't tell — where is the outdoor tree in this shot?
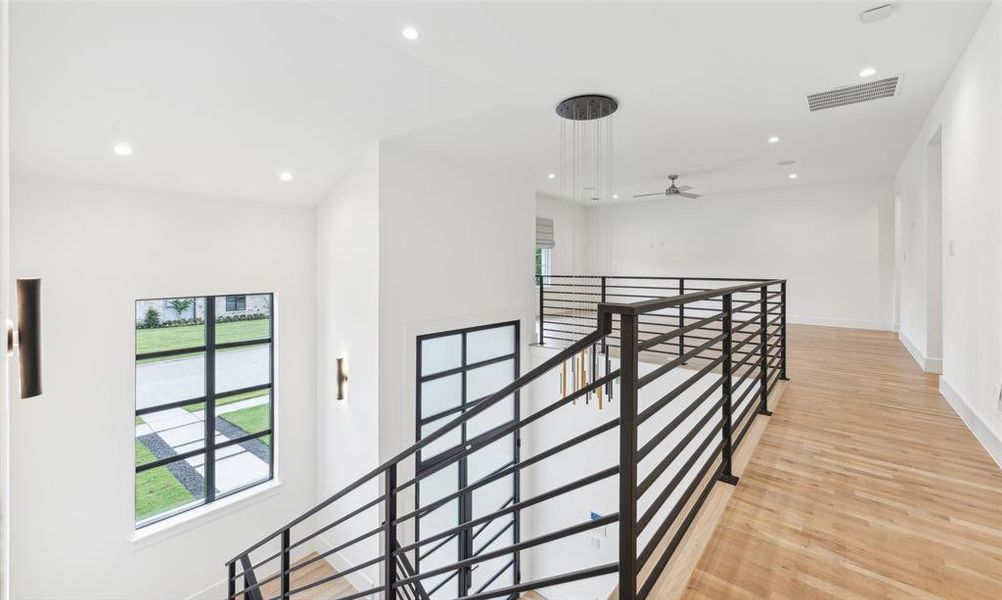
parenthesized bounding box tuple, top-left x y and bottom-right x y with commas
(169, 298, 194, 320)
(143, 307, 161, 328)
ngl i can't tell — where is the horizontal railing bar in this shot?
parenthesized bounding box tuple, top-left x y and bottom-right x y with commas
(396, 515, 619, 590)
(135, 345, 207, 361)
(637, 425, 722, 532)
(418, 352, 517, 383)
(474, 558, 517, 595)
(135, 446, 206, 473)
(638, 333, 726, 388)
(397, 415, 619, 528)
(637, 440, 723, 567)
(460, 563, 620, 600)
(637, 461, 724, 600)
(228, 326, 610, 564)
(638, 312, 724, 351)
(601, 280, 784, 315)
(396, 369, 619, 503)
(638, 357, 724, 425)
(395, 466, 620, 556)
(637, 396, 725, 495)
(637, 377, 725, 463)
(421, 496, 513, 561)
(472, 517, 516, 557)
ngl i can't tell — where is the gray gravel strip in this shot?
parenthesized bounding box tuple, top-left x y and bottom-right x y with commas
(137, 432, 206, 499)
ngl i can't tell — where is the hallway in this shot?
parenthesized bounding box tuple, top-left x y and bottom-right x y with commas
(684, 325, 1002, 599)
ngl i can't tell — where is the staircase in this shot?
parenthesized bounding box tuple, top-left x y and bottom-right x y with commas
(227, 276, 788, 600)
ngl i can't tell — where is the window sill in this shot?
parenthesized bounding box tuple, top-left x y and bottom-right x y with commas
(131, 479, 284, 551)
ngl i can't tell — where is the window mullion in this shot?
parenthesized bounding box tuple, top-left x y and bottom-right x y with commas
(205, 296, 216, 503)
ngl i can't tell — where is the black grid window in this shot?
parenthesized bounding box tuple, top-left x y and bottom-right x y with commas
(134, 293, 274, 527)
(415, 320, 521, 598)
(226, 295, 246, 312)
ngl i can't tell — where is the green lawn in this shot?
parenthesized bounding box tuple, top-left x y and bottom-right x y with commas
(135, 440, 197, 522)
(220, 404, 271, 445)
(136, 319, 270, 356)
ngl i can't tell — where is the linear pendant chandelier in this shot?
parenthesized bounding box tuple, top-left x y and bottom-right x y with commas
(555, 94, 618, 408)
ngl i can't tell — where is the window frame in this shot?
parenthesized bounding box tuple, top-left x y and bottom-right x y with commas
(534, 247, 552, 281)
(225, 295, 247, 312)
(134, 292, 275, 528)
(414, 320, 522, 596)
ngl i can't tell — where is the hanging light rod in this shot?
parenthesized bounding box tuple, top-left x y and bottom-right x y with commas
(556, 94, 618, 121)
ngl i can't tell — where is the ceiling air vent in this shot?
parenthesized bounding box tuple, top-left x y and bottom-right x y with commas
(807, 76, 900, 112)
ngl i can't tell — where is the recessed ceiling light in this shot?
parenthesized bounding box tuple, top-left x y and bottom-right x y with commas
(279, 171, 293, 182)
(767, 136, 780, 144)
(547, 173, 556, 179)
(859, 67, 877, 78)
(612, 194, 619, 199)
(777, 160, 797, 166)
(401, 26, 419, 40)
(113, 143, 133, 156)
(788, 173, 798, 179)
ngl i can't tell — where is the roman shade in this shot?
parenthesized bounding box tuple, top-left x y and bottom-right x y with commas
(535, 217, 555, 249)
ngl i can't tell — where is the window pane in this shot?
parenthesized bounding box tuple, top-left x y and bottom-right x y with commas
(215, 294, 271, 344)
(466, 359, 515, 402)
(136, 458, 206, 524)
(136, 298, 206, 354)
(214, 435, 271, 497)
(215, 343, 270, 393)
(217, 391, 271, 438)
(420, 334, 462, 376)
(466, 324, 516, 365)
(136, 351, 205, 410)
(420, 374, 462, 419)
(136, 403, 206, 467)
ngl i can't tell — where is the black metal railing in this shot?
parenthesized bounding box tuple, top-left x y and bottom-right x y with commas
(226, 275, 787, 600)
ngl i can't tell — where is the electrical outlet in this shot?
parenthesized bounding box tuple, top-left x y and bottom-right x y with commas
(948, 240, 956, 256)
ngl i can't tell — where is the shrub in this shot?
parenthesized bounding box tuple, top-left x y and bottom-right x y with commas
(143, 307, 161, 328)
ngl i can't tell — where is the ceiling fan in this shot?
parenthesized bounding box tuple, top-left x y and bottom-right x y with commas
(633, 175, 701, 199)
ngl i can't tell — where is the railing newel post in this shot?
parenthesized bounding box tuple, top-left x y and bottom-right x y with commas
(720, 293, 739, 486)
(384, 464, 398, 600)
(618, 311, 639, 600)
(280, 529, 291, 599)
(780, 280, 789, 380)
(538, 275, 545, 345)
(228, 561, 236, 600)
(759, 285, 772, 416)
(678, 277, 686, 363)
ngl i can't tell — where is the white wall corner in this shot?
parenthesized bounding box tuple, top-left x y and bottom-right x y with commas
(898, 330, 943, 374)
(939, 377, 1002, 469)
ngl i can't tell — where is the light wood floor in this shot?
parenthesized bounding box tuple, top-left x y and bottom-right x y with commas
(257, 552, 354, 599)
(682, 325, 1002, 599)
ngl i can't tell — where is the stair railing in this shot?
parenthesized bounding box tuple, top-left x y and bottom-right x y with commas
(227, 277, 787, 600)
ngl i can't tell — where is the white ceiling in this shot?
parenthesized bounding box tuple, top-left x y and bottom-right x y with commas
(11, 1, 990, 204)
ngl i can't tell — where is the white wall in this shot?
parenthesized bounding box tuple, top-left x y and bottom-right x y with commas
(535, 193, 590, 276)
(314, 144, 382, 588)
(10, 178, 318, 599)
(0, 4, 11, 596)
(557, 178, 896, 330)
(376, 142, 536, 465)
(895, 1, 1002, 464)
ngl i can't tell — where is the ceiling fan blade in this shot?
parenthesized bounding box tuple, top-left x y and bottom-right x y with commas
(679, 192, 702, 199)
(632, 192, 665, 198)
(676, 185, 693, 191)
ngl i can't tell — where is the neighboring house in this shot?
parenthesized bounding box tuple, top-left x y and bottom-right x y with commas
(134, 295, 269, 324)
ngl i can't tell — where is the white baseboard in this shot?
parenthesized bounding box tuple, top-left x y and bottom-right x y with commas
(939, 377, 1002, 469)
(787, 315, 894, 331)
(898, 330, 943, 374)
